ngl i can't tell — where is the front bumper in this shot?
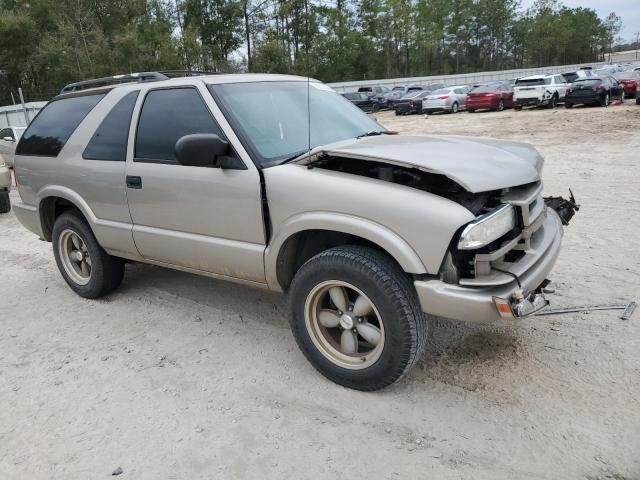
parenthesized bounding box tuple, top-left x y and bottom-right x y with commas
(515, 97, 548, 107)
(414, 209, 563, 322)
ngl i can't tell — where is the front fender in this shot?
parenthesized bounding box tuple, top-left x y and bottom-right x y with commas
(264, 211, 427, 291)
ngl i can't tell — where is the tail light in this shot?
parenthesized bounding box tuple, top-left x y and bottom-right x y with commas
(437, 95, 449, 100)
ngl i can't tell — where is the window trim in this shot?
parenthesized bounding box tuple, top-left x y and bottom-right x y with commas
(82, 90, 140, 162)
(133, 85, 235, 166)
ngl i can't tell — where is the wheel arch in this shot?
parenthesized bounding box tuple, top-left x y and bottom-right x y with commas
(265, 213, 428, 292)
(38, 187, 97, 241)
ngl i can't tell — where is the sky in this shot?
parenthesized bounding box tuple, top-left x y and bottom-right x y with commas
(519, 0, 640, 43)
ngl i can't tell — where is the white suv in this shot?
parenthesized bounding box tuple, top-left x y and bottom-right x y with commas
(513, 74, 569, 109)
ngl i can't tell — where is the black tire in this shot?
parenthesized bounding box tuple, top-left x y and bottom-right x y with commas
(451, 102, 459, 113)
(467, 108, 475, 113)
(514, 105, 522, 111)
(52, 210, 125, 298)
(600, 93, 610, 107)
(497, 99, 504, 111)
(547, 95, 557, 109)
(565, 102, 573, 108)
(0, 191, 10, 214)
(636, 96, 640, 105)
(288, 245, 428, 391)
(394, 110, 400, 116)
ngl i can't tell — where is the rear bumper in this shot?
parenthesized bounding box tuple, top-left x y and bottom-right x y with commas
(414, 209, 563, 322)
(514, 97, 547, 107)
(565, 94, 599, 104)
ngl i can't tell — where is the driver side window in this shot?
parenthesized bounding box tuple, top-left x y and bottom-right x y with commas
(135, 87, 225, 164)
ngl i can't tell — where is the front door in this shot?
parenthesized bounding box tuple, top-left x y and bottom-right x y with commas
(125, 85, 266, 284)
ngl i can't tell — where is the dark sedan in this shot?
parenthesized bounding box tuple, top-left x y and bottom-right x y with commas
(393, 90, 431, 115)
(565, 77, 625, 108)
(341, 92, 379, 112)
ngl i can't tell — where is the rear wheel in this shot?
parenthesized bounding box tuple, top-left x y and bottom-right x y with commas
(467, 108, 475, 113)
(52, 210, 125, 298)
(0, 191, 10, 214)
(394, 110, 400, 116)
(497, 99, 505, 111)
(288, 245, 428, 391)
(565, 102, 573, 108)
(601, 93, 610, 107)
(547, 95, 558, 109)
(514, 105, 522, 111)
(451, 102, 459, 113)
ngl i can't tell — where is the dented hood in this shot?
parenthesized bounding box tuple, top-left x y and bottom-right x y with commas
(297, 134, 543, 193)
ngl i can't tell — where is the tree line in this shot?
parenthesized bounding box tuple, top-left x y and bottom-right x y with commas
(0, 0, 624, 105)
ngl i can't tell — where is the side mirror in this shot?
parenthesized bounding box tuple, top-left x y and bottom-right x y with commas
(175, 134, 245, 169)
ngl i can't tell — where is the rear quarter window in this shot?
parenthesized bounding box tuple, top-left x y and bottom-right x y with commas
(83, 91, 139, 161)
(16, 94, 105, 157)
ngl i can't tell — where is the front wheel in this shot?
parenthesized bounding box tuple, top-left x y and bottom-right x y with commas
(52, 210, 125, 298)
(288, 246, 428, 390)
(0, 191, 10, 214)
(451, 102, 459, 113)
(547, 95, 558, 109)
(497, 99, 505, 111)
(565, 102, 573, 108)
(601, 93, 610, 107)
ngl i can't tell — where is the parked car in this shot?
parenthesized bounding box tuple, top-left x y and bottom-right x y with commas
(0, 126, 26, 167)
(423, 86, 470, 114)
(357, 85, 391, 106)
(387, 87, 425, 110)
(564, 77, 625, 108)
(393, 90, 431, 115)
(391, 84, 425, 95)
(12, 72, 574, 390)
(341, 92, 379, 113)
(466, 83, 514, 112)
(379, 90, 404, 108)
(612, 71, 640, 100)
(513, 74, 569, 109)
(0, 155, 10, 213)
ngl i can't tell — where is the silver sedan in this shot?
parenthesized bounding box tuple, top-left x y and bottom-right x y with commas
(422, 86, 470, 114)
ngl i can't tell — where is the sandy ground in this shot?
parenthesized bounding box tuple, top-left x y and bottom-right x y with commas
(1, 102, 639, 480)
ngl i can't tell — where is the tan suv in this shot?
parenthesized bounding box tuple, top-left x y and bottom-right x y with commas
(12, 72, 575, 390)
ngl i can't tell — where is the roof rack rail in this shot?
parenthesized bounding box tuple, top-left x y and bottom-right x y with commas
(59, 70, 218, 95)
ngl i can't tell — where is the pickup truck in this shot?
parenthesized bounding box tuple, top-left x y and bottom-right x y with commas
(513, 74, 569, 109)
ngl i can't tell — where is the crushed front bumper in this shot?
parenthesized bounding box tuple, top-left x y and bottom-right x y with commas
(414, 209, 563, 322)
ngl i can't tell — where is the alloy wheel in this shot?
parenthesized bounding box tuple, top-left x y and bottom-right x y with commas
(304, 280, 385, 369)
(58, 229, 92, 285)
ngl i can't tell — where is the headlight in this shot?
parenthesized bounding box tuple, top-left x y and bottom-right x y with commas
(458, 204, 516, 250)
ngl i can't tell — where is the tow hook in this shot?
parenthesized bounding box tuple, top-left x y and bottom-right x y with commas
(512, 288, 549, 317)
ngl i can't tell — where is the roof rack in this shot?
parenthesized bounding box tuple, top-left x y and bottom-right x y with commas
(59, 70, 219, 95)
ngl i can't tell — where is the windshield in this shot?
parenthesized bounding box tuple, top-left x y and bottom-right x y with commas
(431, 89, 450, 95)
(614, 72, 640, 80)
(516, 78, 548, 86)
(210, 81, 383, 165)
(574, 79, 601, 86)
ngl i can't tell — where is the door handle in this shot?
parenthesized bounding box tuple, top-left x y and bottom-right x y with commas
(126, 176, 142, 189)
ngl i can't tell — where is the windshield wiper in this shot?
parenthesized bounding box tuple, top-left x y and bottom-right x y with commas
(355, 130, 397, 139)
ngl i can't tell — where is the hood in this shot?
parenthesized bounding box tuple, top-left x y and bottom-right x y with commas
(296, 134, 543, 193)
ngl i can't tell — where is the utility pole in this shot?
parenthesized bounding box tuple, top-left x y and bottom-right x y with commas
(636, 32, 639, 60)
(18, 88, 29, 124)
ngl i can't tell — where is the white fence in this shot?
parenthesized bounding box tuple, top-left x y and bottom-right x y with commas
(327, 60, 611, 92)
(0, 102, 47, 129)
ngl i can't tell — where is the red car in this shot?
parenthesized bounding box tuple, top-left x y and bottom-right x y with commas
(466, 83, 514, 112)
(613, 71, 640, 102)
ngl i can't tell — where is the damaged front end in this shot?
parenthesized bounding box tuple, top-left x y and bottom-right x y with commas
(544, 189, 580, 226)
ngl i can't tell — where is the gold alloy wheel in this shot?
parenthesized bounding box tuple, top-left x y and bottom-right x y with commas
(304, 280, 385, 370)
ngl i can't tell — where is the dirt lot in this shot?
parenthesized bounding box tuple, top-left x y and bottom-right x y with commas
(1, 103, 639, 479)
